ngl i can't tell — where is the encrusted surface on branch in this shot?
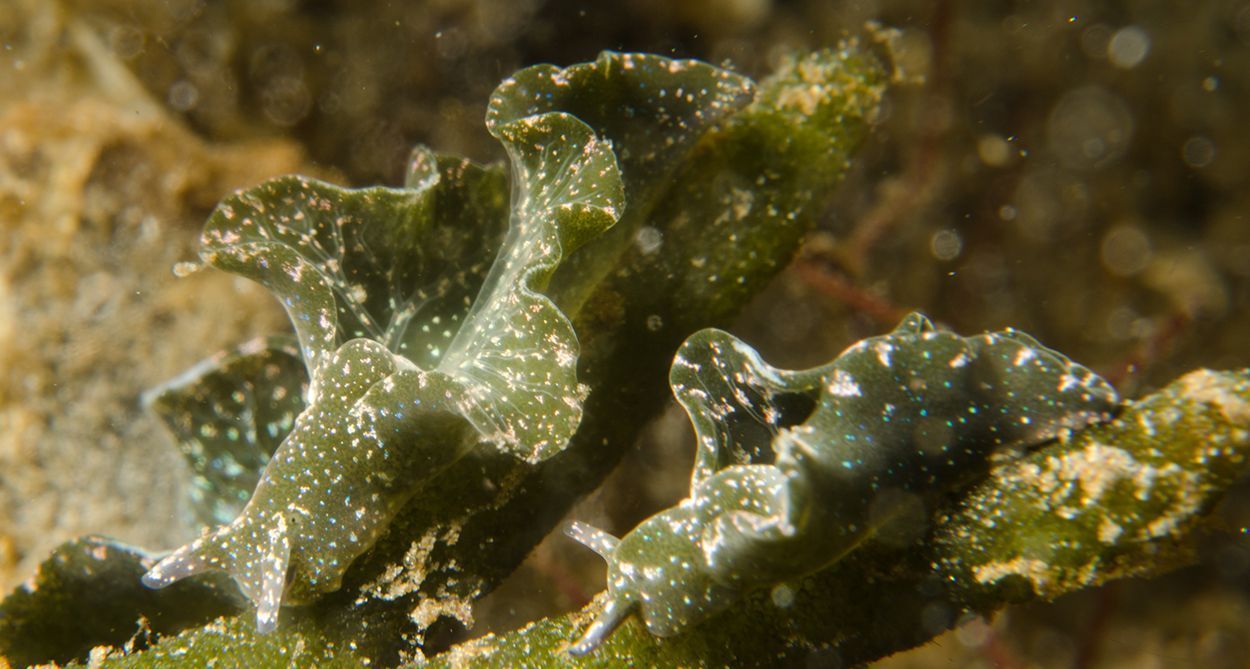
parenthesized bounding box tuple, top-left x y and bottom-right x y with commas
(938, 368, 1250, 603)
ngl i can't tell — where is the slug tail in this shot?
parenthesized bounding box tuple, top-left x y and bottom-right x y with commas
(568, 596, 634, 656)
(141, 512, 295, 633)
(565, 521, 636, 654)
(141, 535, 218, 590)
(564, 520, 620, 561)
(255, 513, 291, 633)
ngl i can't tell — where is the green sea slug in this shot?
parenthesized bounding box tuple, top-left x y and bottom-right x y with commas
(567, 313, 1119, 653)
(142, 99, 626, 630)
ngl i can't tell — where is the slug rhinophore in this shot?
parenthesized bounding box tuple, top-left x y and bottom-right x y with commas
(566, 313, 1119, 654)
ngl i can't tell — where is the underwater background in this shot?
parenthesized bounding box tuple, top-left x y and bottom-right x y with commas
(2, 1, 1248, 666)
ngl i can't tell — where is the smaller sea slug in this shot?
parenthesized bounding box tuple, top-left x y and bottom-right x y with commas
(567, 313, 1119, 654)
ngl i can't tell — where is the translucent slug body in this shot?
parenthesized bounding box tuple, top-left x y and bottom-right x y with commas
(142, 98, 625, 628)
(141, 338, 475, 632)
(566, 313, 1120, 654)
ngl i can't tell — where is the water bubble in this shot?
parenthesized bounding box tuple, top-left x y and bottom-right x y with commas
(261, 77, 312, 127)
(318, 91, 342, 115)
(168, 80, 200, 112)
(635, 226, 663, 255)
(1046, 86, 1134, 170)
(108, 24, 145, 59)
(435, 28, 467, 60)
(770, 583, 795, 608)
(1215, 543, 1250, 580)
(955, 615, 992, 648)
(930, 229, 963, 261)
(976, 134, 1011, 167)
(1080, 24, 1112, 60)
(1182, 136, 1216, 168)
(805, 647, 843, 669)
(173, 261, 203, 278)
(867, 489, 927, 548)
(1227, 243, 1250, 278)
(1238, 6, 1250, 45)
(719, 0, 771, 29)
(251, 44, 311, 126)
(1108, 26, 1150, 68)
(920, 601, 952, 635)
(1100, 224, 1152, 277)
(1105, 305, 1141, 340)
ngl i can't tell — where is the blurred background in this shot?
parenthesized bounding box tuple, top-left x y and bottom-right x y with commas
(2, 1, 1248, 666)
